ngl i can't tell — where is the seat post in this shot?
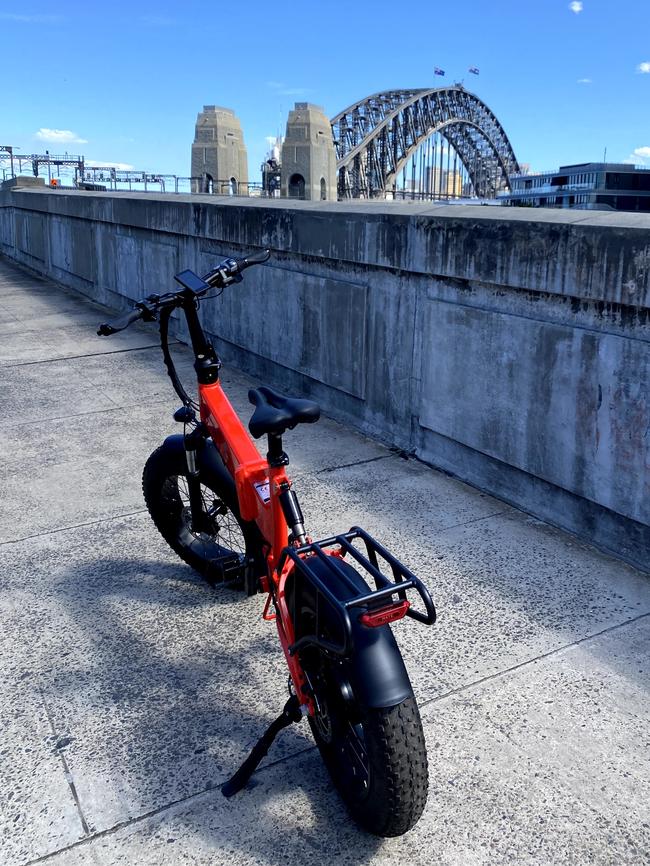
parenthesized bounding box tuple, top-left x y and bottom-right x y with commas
(267, 433, 289, 468)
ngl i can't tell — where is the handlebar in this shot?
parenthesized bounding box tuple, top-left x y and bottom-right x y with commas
(97, 307, 147, 336)
(97, 249, 270, 337)
(202, 248, 270, 288)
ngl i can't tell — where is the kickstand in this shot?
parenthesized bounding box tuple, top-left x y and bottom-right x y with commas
(221, 695, 303, 797)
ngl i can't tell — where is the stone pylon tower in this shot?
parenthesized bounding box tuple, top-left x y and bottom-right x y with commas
(280, 103, 337, 200)
(191, 106, 248, 194)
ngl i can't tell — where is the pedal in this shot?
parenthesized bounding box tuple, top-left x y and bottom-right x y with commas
(206, 553, 246, 585)
(221, 696, 302, 797)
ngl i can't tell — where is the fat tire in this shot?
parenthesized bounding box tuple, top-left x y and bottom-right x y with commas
(142, 444, 264, 586)
(292, 563, 429, 836)
(313, 691, 428, 837)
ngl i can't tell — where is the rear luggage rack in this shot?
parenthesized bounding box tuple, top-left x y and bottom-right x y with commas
(278, 526, 436, 658)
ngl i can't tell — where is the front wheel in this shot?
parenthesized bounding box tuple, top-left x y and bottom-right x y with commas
(142, 442, 265, 589)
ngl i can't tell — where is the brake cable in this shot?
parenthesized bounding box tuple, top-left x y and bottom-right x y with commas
(159, 304, 198, 410)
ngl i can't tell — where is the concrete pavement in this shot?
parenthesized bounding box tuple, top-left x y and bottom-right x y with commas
(0, 255, 648, 865)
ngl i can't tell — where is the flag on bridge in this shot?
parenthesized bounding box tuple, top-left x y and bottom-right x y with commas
(469, 66, 480, 75)
(434, 67, 445, 76)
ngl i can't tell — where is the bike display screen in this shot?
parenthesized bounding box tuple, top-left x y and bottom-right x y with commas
(173, 269, 210, 292)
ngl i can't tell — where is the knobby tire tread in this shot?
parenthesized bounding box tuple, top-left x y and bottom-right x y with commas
(142, 444, 257, 583)
(322, 695, 428, 837)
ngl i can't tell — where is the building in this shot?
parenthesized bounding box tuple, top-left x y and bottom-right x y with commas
(500, 162, 650, 212)
(425, 167, 463, 198)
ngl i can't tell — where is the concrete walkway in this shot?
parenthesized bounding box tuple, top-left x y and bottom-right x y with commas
(0, 255, 648, 866)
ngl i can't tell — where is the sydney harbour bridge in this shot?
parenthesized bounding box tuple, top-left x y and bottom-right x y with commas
(2, 87, 520, 200)
(332, 86, 520, 199)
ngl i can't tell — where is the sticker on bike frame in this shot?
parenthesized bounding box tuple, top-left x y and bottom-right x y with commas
(254, 480, 271, 504)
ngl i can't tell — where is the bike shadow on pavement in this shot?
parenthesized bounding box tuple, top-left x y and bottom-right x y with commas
(31, 551, 387, 862)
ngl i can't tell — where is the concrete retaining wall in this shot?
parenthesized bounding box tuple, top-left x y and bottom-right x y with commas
(1, 186, 648, 570)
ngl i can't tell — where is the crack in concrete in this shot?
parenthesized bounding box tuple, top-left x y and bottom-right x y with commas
(435, 508, 513, 533)
(0, 509, 150, 547)
(419, 609, 650, 710)
(24, 745, 318, 865)
(1, 342, 179, 369)
(1, 394, 177, 430)
(315, 453, 393, 474)
(36, 687, 91, 839)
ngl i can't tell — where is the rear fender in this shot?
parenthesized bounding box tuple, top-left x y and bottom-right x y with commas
(291, 557, 414, 709)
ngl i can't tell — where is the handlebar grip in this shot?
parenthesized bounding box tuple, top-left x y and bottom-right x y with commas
(239, 249, 271, 269)
(97, 307, 143, 336)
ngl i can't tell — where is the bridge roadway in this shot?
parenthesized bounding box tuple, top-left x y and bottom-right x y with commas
(0, 257, 648, 865)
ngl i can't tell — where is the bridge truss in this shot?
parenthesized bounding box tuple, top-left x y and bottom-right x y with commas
(332, 87, 520, 200)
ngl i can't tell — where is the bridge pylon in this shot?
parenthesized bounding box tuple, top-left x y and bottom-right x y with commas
(280, 103, 337, 201)
(191, 106, 248, 195)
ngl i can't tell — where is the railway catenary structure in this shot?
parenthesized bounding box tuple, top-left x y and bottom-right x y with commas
(331, 87, 520, 199)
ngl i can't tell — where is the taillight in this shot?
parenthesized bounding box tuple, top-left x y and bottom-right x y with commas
(359, 600, 410, 628)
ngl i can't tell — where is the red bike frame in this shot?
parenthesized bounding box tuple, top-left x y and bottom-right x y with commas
(199, 379, 314, 711)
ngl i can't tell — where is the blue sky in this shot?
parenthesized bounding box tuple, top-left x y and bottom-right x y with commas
(1, 0, 649, 181)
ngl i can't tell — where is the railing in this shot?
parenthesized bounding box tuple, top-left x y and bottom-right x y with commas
(500, 182, 598, 197)
(514, 164, 650, 177)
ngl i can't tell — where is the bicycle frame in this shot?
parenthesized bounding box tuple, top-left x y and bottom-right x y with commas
(152, 279, 434, 719)
(198, 378, 313, 709)
(99, 253, 438, 828)
(200, 380, 287, 563)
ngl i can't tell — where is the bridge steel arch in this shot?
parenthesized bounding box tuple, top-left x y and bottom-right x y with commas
(331, 87, 520, 199)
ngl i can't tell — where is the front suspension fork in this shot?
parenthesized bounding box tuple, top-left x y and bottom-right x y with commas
(184, 425, 211, 534)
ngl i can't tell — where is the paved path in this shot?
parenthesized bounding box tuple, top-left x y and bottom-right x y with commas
(0, 256, 648, 865)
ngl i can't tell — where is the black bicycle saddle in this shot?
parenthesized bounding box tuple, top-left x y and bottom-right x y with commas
(248, 386, 320, 439)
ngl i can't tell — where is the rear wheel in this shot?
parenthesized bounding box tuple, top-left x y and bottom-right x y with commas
(142, 444, 264, 589)
(293, 569, 429, 836)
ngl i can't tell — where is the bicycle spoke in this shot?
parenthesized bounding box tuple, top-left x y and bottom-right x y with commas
(171, 475, 246, 554)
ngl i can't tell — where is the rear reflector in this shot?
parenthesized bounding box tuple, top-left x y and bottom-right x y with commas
(359, 600, 410, 628)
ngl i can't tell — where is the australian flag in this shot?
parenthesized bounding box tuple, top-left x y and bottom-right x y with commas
(434, 67, 445, 76)
(469, 66, 480, 75)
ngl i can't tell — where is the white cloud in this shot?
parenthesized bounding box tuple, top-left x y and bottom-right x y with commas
(637, 61, 650, 73)
(626, 146, 650, 165)
(266, 81, 311, 97)
(577, 78, 592, 84)
(0, 13, 61, 23)
(569, 1, 583, 12)
(35, 128, 88, 145)
(86, 161, 135, 171)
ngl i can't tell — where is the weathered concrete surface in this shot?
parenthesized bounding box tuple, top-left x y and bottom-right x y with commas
(1, 258, 649, 865)
(0, 188, 647, 572)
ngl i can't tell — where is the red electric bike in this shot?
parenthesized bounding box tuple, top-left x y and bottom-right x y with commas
(98, 250, 436, 837)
